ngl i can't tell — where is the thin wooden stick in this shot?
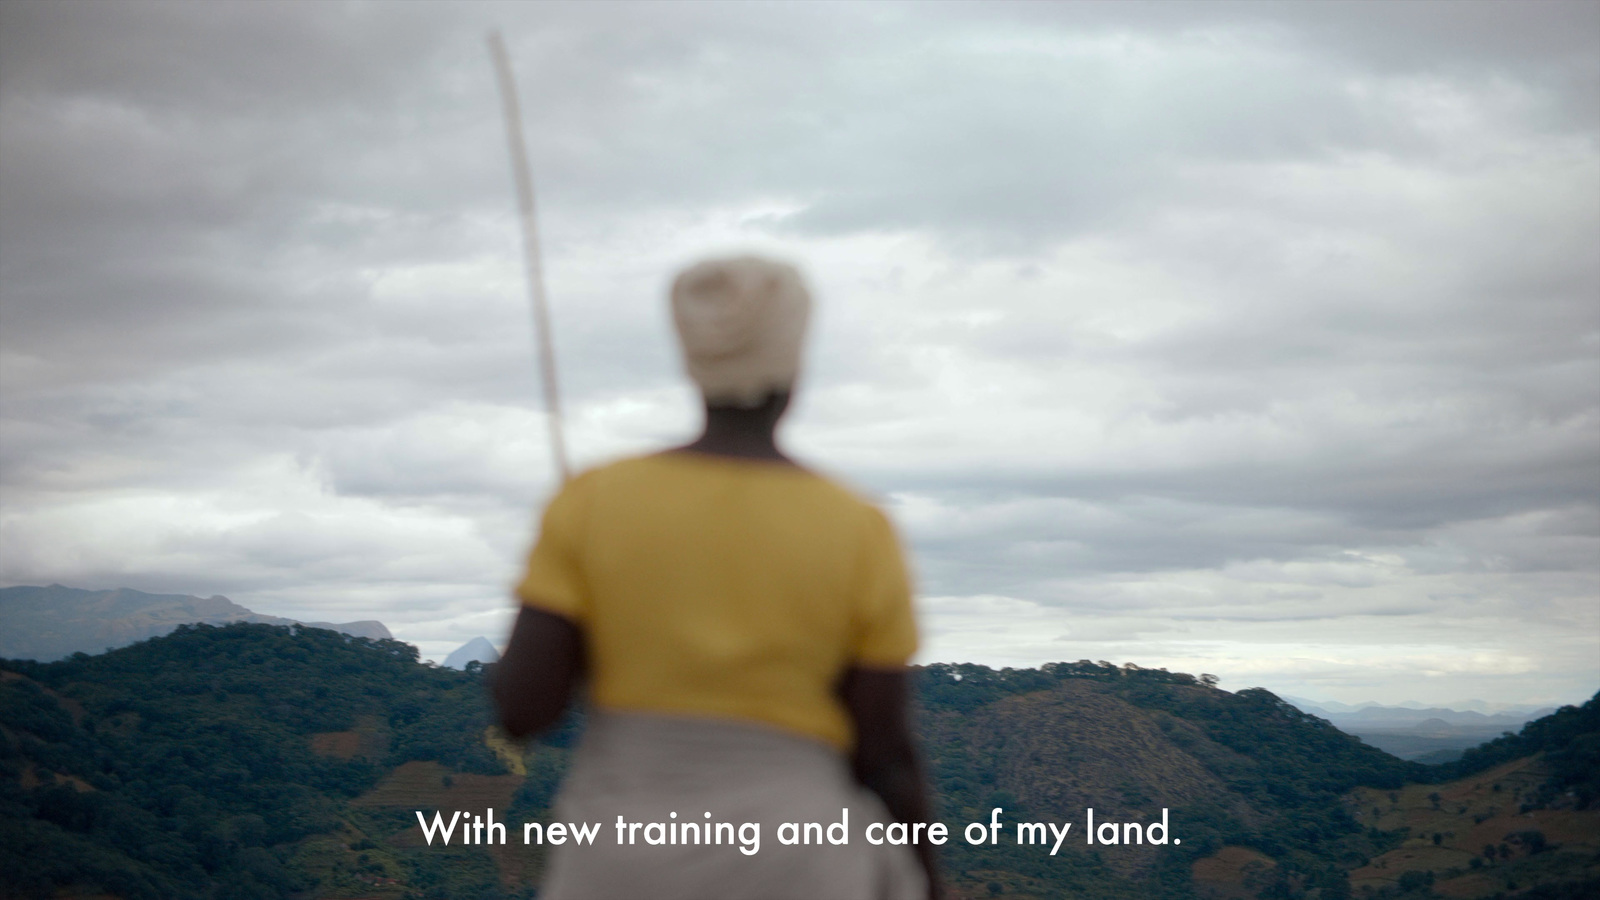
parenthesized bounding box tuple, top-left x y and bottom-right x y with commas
(488, 29, 571, 483)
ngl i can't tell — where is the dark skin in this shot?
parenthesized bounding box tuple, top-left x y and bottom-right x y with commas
(493, 391, 942, 899)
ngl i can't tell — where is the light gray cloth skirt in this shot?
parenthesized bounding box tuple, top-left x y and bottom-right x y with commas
(539, 712, 926, 900)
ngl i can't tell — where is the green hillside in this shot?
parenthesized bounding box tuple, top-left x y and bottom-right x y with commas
(915, 662, 1422, 899)
(914, 663, 1599, 900)
(0, 622, 551, 900)
(1, 624, 1594, 900)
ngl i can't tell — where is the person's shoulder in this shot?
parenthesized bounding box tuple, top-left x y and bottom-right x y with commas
(579, 453, 887, 517)
(791, 465, 894, 523)
(544, 454, 654, 500)
(568, 452, 679, 479)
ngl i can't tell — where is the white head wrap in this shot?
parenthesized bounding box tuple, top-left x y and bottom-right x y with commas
(670, 256, 811, 407)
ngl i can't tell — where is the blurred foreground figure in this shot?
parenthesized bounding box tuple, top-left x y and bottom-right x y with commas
(495, 257, 938, 899)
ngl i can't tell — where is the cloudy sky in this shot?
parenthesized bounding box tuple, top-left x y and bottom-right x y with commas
(2, 1, 1596, 708)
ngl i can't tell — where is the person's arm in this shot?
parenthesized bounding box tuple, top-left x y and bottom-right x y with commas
(492, 605, 586, 739)
(839, 665, 942, 900)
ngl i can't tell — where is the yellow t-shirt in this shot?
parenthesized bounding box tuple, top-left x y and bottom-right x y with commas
(515, 451, 917, 751)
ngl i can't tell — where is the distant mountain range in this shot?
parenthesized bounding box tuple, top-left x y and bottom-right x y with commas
(1283, 694, 1557, 763)
(0, 581, 1567, 769)
(443, 635, 499, 669)
(1284, 695, 1555, 717)
(0, 584, 390, 662)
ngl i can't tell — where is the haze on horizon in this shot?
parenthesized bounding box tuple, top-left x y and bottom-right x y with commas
(1, 1, 1596, 710)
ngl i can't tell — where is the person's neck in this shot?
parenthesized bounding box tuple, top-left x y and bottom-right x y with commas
(678, 393, 795, 464)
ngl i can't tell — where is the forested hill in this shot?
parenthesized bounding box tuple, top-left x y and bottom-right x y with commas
(914, 662, 1423, 898)
(2, 624, 1594, 900)
(1, 623, 528, 900)
(914, 663, 1598, 898)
